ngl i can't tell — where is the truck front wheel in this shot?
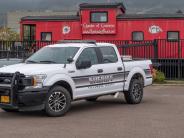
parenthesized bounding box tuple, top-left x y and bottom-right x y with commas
(45, 86, 71, 117)
(124, 79, 143, 104)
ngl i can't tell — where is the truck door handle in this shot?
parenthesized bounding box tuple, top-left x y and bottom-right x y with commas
(98, 69, 103, 73)
(117, 67, 123, 71)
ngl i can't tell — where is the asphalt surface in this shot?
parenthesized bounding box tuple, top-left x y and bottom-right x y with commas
(0, 86, 184, 138)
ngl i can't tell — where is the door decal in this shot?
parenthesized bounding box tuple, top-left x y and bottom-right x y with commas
(72, 71, 129, 89)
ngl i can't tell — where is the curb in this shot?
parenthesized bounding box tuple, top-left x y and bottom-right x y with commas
(152, 83, 184, 86)
(152, 82, 184, 86)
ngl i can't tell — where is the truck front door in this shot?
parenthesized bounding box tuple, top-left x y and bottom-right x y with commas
(72, 46, 125, 99)
(72, 47, 105, 98)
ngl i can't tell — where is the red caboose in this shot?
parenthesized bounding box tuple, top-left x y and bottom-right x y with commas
(20, 3, 184, 41)
(20, 2, 184, 58)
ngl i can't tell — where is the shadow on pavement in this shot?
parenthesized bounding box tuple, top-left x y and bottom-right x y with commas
(68, 97, 127, 115)
(0, 96, 130, 118)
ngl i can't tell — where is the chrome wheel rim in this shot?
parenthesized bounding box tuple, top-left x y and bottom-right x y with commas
(132, 83, 142, 101)
(48, 92, 66, 112)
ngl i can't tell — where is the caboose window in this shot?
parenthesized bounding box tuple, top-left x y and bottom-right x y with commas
(23, 25, 36, 41)
(132, 32, 144, 41)
(167, 31, 179, 41)
(41, 32, 52, 41)
(90, 12, 108, 23)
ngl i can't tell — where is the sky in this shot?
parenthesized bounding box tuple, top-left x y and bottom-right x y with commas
(0, 0, 184, 13)
(0, 0, 184, 26)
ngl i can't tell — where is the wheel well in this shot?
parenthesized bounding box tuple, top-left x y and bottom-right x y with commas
(52, 81, 73, 100)
(131, 73, 144, 85)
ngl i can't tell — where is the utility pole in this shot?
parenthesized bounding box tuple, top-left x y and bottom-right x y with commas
(3, 12, 7, 28)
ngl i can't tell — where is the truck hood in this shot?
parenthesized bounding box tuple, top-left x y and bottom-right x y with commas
(0, 63, 64, 75)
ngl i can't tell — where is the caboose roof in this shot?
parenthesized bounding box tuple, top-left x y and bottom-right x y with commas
(21, 15, 80, 21)
(117, 14, 184, 20)
(79, 2, 126, 11)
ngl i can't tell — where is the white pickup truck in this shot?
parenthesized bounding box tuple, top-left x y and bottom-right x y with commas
(0, 41, 153, 117)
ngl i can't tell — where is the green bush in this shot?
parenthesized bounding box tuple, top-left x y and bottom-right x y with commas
(153, 70, 166, 83)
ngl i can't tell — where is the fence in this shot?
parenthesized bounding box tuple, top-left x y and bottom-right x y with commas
(0, 41, 57, 59)
(0, 40, 184, 80)
(98, 39, 184, 80)
(125, 40, 184, 80)
(156, 40, 184, 79)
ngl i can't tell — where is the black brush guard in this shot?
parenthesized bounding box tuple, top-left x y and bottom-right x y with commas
(0, 72, 24, 109)
(0, 72, 48, 111)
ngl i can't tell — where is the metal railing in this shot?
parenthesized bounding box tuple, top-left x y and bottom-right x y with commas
(0, 39, 183, 80)
(98, 39, 184, 80)
(0, 41, 57, 59)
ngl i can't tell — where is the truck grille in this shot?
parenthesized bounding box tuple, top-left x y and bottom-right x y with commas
(0, 72, 25, 105)
(0, 72, 25, 88)
(0, 73, 14, 85)
(0, 73, 13, 98)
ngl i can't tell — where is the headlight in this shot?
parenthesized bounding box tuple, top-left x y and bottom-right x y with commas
(25, 74, 47, 89)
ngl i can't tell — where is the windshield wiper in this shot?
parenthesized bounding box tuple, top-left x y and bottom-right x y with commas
(39, 60, 57, 64)
(26, 60, 38, 63)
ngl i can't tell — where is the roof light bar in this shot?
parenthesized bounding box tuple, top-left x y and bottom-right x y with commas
(57, 40, 96, 44)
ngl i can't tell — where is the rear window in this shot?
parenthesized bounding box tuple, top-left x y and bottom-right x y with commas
(90, 12, 108, 23)
(167, 31, 179, 41)
(132, 31, 144, 41)
(99, 47, 118, 63)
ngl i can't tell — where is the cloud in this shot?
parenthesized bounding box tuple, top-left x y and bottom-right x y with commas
(0, 0, 183, 13)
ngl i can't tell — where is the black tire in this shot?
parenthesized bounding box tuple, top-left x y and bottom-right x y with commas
(124, 79, 143, 104)
(1, 108, 18, 112)
(86, 97, 98, 102)
(45, 86, 71, 117)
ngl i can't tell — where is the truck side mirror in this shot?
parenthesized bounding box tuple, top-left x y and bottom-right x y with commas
(76, 60, 92, 69)
(67, 57, 74, 63)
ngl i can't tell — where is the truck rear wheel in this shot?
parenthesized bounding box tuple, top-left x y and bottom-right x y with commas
(45, 86, 71, 117)
(124, 79, 143, 104)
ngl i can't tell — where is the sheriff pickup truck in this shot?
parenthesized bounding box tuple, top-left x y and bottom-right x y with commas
(0, 40, 153, 117)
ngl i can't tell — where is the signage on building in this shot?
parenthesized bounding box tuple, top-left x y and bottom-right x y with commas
(82, 23, 116, 34)
(149, 25, 163, 34)
(62, 26, 71, 34)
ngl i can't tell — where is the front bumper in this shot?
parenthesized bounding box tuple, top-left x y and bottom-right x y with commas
(0, 87, 49, 111)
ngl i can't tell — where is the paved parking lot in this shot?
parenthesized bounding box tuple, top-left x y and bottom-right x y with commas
(0, 86, 184, 138)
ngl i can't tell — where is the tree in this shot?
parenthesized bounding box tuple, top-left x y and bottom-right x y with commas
(0, 27, 20, 41)
(176, 10, 183, 14)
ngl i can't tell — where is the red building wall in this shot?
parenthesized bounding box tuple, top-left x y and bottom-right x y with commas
(21, 20, 82, 40)
(80, 8, 117, 35)
(20, 3, 184, 59)
(20, 3, 184, 41)
(118, 19, 184, 40)
(81, 19, 184, 41)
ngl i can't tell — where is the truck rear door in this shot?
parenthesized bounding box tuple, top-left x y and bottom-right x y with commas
(96, 46, 125, 94)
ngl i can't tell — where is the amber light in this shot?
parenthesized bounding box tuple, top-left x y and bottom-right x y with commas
(32, 77, 37, 86)
(1, 96, 10, 103)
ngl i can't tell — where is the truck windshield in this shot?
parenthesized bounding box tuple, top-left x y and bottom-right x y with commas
(26, 47, 79, 64)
